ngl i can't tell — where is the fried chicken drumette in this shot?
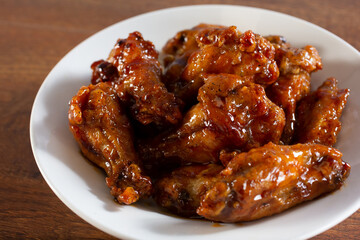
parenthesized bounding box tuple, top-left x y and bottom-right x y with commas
(91, 31, 182, 127)
(68, 83, 152, 204)
(139, 73, 285, 166)
(162, 25, 279, 105)
(162, 24, 226, 95)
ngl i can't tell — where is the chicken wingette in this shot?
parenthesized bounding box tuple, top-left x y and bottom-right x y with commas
(68, 83, 152, 204)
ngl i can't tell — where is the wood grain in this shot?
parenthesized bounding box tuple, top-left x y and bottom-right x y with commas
(0, 0, 358, 239)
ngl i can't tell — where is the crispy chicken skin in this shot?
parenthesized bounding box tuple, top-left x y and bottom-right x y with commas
(265, 36, 323, 144)
(139, 74, 285, 165)
(68, 83, 152, 204)
(154, 164, 224, 217)
(91, 32, 182, 127)
(163, 26, 279, 104)
(198, 143, 350, 222)
(293, 77, 350, 146)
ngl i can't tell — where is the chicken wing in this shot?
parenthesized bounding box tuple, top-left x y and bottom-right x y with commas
(198, 142, 350, 222)
(168, 27, 279, 104)
(265, 36, 323, 143)
(91, 32, 182, 127)
(293, 77, 350, 146)
(155, 143, 350, 221)
(162, 24, 226, 94)
(162, 24, 226, 66)
(139, 74, 285, 166)
(68, 83, 152, 204)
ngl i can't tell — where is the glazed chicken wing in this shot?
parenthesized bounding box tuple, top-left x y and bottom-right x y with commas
(91, 32, 182, 127)
(265, 36, 323, 143)
(162, 24, 226, 93)
(198, 143, 350, 222)
(162, 24, 226, 67)
(293, 77, 350, 146)
(155, 143, 350, 221)
(139, 74, 285, 166)
(68, 83, 152, 204)
(167, 27, 279, 104)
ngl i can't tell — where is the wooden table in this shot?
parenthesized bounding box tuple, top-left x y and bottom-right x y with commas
(1, 0, 359, 239)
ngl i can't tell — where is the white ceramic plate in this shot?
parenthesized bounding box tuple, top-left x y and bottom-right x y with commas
(30, 5, 360, 240)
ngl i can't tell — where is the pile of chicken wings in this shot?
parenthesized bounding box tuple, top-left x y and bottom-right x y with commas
(68, 24, 350, 222)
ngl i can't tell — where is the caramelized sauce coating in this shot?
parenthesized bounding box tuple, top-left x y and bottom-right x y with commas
(170, 27, 279, 104)
(92, 32, 182, 127)
(186, 28, 279, 85)
(162, 24, 226, 95)
(139, 74, 285, 165)
(293, 77, 350, 146)
(162, 23, 226, 67)
(265, 36, 323, 143)
(68, 83, 152, 204)
(197, 143, 350, 222)
(91, 59, 119, 84)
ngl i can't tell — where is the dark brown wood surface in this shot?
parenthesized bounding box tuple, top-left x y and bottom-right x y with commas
(1, 0, 359, 239)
